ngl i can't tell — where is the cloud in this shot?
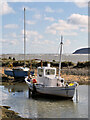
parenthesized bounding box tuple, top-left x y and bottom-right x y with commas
(33, 14, 42, 19)
(57, 8, 63, 13)
(3, 0, 89, 9)
(68, 14, 88, 32)
(63, 0, 88, 8)
(60, 31, 78, 36)
(58, 0, 88, 8)
(80, 28, 88, 32)
(0, 2, 15, 15)
(64, 40, 71, 46)
(11, 33, 17, 38)
(22, 30, 43, 41)
(68, 14, 88, 27)
(22, 6, 37, 12)
(75, 2, 88, 8)
(58, 19, 78, 30)
(46, 28, 56, 35)
(4, 24, 19, 29)
(32, 39, 55, 45)
(43, 40, 54, 44)
(45, 6, 63, 13)
(45, 6, 54, 13)
(46, 19, 78, 36)
(9, 40, 18, 45)
(4, 32, 17, 38)
(2, 32, 19, 45)
(21, 30, 54, 49)
(2, 38, 6, 43)
(26, 20, 36, 25)
(44, 16, 55, 22)
(2, 38, 18, 45)
(46, 13, 88, 36)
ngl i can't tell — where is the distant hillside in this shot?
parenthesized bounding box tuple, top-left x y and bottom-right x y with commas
(73, 48, 90, 54)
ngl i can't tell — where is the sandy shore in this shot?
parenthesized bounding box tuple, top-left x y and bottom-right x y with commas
(1, 67, 89, 85)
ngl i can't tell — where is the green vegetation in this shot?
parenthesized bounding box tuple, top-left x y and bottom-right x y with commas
(75, 61, 90, 68)
(1, 58, 89, 84)
(61, 61, 74, 67)
(61, 68, 89, 76)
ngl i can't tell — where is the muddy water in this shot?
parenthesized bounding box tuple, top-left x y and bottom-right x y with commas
(1, 54, 89, 63)
(0, 84, 88, 118)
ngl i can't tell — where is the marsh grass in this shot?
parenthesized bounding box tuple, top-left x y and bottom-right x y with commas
(61, 68, 89, 76)
(1, 59, 90, 84)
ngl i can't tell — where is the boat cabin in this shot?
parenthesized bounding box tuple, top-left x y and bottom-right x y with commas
(37, 67, 56, 77)
(37, 64, 58, 86)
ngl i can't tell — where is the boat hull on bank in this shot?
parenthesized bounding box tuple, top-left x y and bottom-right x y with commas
(4, 68, 34, 78)
(35, 86, 75, 98)
(13, 69, 28, 78)
(4, 69, 28, 78)
(4, 69, 13, 77)
(25, 78, 77, 98)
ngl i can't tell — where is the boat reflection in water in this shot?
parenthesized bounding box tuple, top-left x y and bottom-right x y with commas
(4, 83, 28, 93)
(1, 84, 88, 118)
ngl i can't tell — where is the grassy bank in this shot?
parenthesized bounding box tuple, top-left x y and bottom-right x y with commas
(0, 106, 33, 120)
(1, 58, 90, 68)
(0, 106, 21, 119)
(1, 58, 90, 85)
(1, 66, 89, 85)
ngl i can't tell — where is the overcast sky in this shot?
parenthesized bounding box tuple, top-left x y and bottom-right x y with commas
(1, 1, 88, 54)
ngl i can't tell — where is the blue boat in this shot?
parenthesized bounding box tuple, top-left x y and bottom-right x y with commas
(4, 67, 34, 78)
(13, 67, 29, 78)
(4, 69, 13, 77)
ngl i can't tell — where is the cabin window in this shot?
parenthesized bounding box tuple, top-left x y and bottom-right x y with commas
(38, 69, 43, 77)
(45, 69, 55, 75)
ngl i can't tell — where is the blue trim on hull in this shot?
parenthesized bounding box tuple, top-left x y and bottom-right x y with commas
(4, 69, 34, 78)
(4, 70, 13, 77)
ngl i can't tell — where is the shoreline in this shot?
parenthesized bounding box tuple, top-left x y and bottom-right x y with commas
(0, 67, 89, 85)
(0, 106, 33, 120)
(1, 54, 89, 63)
(0, 106, 21, 119)
(0, 67, 89, 119)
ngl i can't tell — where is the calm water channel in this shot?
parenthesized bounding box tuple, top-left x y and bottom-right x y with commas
(0, 83, 88, 118)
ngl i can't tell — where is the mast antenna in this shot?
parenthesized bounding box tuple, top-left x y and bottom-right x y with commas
(24, 8, 26, 67)
(59, 35, 63, 79)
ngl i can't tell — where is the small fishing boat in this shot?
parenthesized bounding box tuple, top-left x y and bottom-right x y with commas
(25, 36, 79, 99)
(12, 67, 30, 78)
(4, 67, 34, 78)
(4, 69, 13, 77)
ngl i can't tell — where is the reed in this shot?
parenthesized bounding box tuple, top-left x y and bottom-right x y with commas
(1, 58, 90, 71)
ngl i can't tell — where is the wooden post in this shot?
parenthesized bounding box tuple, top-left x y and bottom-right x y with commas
(41, 60, 43, 68)
(76, 88, 79, 103)
(28, 87, 31, 98)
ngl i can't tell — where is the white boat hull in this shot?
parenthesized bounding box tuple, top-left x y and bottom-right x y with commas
(35, 86, 75, 98)
(25, 77, 77, 98)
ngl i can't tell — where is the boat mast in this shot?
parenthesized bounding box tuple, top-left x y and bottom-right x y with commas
(59, 35, 63, 79)
(24, 8, 26, 67)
